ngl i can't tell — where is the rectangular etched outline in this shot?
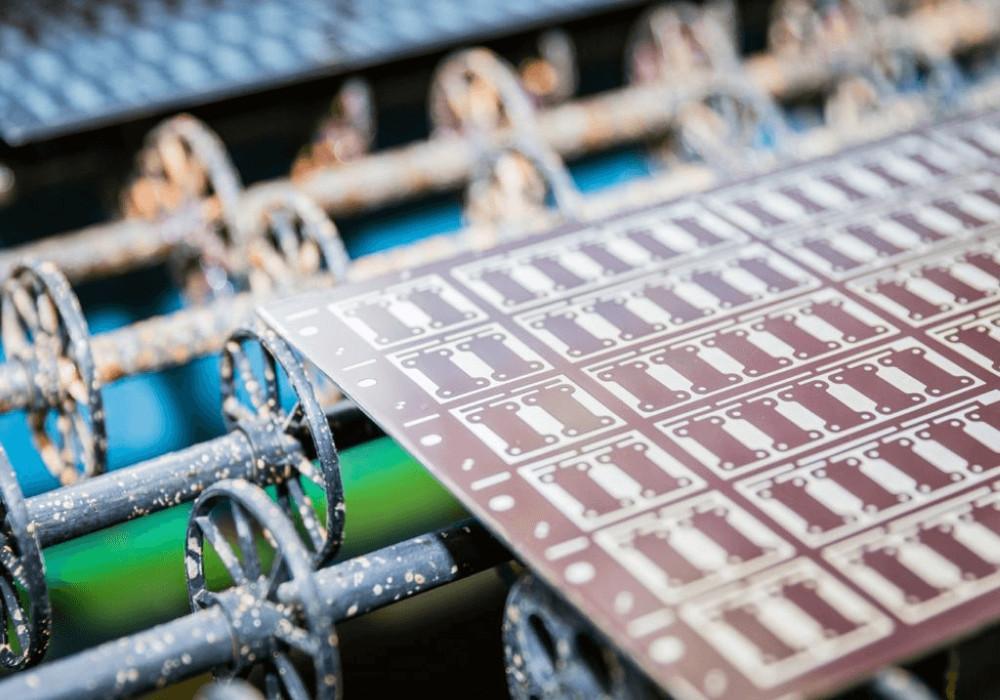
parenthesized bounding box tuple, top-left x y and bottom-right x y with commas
(678, 557, 894, 689)
(514, 242, 822, 362)
(768, 178, 1000, 282)
(929, 303, 1000, 377)
(328, 273, 488, 349)
(593, 491, 796, 605)
(450, 375, 625, 465)
(658, 337, 983, 480)
(845, 236, 1000, 327)
(583, 288, 897, 417)
(701, 132, 972, 238)
(387, 321, 552, 404)
(451, 201, 747, 314)
(518, 429, 707, 532)
(736, 389, 1000, 547)
(823, 483, 1000, 624)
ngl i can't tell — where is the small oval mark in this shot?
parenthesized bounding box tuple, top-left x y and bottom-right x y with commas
(489, 494, 515, 511)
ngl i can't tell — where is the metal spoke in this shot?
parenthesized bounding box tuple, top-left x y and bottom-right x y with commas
(158, 138, 190, 192)
(275, 483, 294, 522)
(273, 650, 311, 700)
(263, 550, 287, 599)
(274, 623, 318, 658)
(10, 286, 39, 334)
(55, 412, 77, 476)
(264, 670, 283, 700)
(286, 478, 325, 551)
(195, 515, 247, 586)
(35, 293, 60, 338)
(262, 349, 280, 414)
(281, 401, 304, 433)
(230, 502, 262, 582)
(297, 240, 322, 277)
(0, 577, 12, 648)
(68, 405, 97, 477)
(270, 210, 300, 264)
(232, 346, 267, 414)
(0, 300, 30, 360)
(61, 358, 89, 405)
(253, 244, 288, 285)
(222, 395, 259, 426)
(295, 456, 322, 489)
(26, 412, 53, 465)
(191, 588, 220, 611)
(0, 547, 26, 590)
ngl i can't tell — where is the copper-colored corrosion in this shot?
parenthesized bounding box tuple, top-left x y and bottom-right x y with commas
(0, 0, 994, 287)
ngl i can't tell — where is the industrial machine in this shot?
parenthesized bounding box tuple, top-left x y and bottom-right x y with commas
(2, 1, 1000, 698)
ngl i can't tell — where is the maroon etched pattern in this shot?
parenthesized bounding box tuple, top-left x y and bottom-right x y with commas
(261, 109, 1000, 700)
(849, 238, 1000, 325)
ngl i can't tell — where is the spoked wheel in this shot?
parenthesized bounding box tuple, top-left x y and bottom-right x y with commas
(236, 189, 351, 294)
(627, 2, 739, 85)
(767, 0, 873, 56)
(125, 114, 247, 302)
(219, 324, 344, 567)
(671, 80, 789, 173)
(465, 137, 582, 233)
(1, 261, 106, 485)
(0, 448, 49, 671)
(291, 77, 376, 180)
(186, 479, 340, 700)
(429, 47, 537, 137)
(125, 113, 244, 236)
(504, 573, 663, 700)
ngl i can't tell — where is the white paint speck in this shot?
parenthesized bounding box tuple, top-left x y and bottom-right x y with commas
(564, 561, 595, 584)
(614, 591, 634, 615)
(488, 494, 515, 512)
(704, 669, 728, 698)
(649, 636, 685, 664)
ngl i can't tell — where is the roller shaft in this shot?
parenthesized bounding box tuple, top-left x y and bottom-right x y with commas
(4, 519, 508, 700)
(26, 431, 257, 549)
(23, 400, 380, 550)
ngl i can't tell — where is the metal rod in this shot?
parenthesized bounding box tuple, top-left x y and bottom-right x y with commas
(277, 520, 511, 621)
(0, 215, 192, 283)
(0, 2, 993, 286)
(7, 607, 236, 700)
(2, 519, 508, 700)
(25, 432, 257, 549)
(23, 399, 376, 550)
(0, 275, 329, 415)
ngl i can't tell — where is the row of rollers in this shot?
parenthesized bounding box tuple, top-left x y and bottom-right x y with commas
(3, 0, 999, 283)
